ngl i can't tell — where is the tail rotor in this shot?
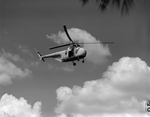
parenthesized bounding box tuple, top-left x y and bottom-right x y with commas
(36, 51, 45, 62)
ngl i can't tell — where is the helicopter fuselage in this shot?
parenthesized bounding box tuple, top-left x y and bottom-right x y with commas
(62, 47, 87, 62)
(37, 46, 87, 65)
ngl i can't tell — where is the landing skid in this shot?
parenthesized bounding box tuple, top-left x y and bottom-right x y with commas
(72, 58, 85, 66)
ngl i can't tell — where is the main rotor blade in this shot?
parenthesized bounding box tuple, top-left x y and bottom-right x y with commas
(63, 25, 74, 44)
(49, 43, 71, 50)
(101, 42, 114, 44)
(77, 42, 114, 44)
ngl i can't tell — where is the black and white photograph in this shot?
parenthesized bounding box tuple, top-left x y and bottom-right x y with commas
(0, 0, 150, 117)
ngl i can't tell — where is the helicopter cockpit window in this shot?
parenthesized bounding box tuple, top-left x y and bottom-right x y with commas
(65, 51, 67, 55)
(68, 46, 74, 57)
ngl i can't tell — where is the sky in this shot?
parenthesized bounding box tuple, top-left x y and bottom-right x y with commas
(0, 0, 150, 117)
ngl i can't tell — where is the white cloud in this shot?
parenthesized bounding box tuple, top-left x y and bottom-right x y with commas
(0, 93, 42, 117)
(1, 48, 40, 68)
(57, 113, 149, 117)
(55, 57, 150, 117)
(0, 55, 31, 85)
(103, 57, 150, 99)
(56, 87, 73, 101)
(47, 27, 111, 64)
(0, 48, 24, 62)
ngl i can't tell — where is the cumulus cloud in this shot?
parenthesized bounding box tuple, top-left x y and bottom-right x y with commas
(0, 48, 24, 62)
(0, 93, 42, 117)
(55, 57, 150, 117)
(0, 53, 31, 85)
(103, 57, 150, 99)
(47, 27, 111, 64)
(57, 113, 149, 117)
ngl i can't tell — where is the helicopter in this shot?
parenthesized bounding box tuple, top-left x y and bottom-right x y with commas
(37, 25, 114, 66)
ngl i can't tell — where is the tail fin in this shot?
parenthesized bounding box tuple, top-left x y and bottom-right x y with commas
(36, 51, 45, 62)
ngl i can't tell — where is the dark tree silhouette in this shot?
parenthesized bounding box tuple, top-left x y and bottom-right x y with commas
(80, 0, 134, 15)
